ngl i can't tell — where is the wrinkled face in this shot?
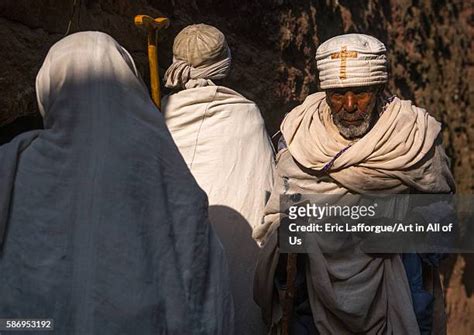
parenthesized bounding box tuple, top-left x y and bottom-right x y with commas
(326, 85, 381, 139)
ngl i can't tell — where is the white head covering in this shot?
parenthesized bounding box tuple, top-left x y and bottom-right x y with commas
(316, 33, 388, 89)
(164, 24, 231, 89)
(2, 31, 234, 333)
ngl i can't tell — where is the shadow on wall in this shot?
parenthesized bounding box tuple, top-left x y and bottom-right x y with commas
(464, 255, 474, 296)
(0, 115, 43, 145)
(442, 253, 474, 298)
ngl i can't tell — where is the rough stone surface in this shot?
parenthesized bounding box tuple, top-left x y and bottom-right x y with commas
(0, 1, 472, 333)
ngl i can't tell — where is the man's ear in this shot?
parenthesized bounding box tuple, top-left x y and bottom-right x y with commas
(324, 90, 333, 106)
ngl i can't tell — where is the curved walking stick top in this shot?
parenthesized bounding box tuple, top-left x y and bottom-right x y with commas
(134, 15, 170, 109)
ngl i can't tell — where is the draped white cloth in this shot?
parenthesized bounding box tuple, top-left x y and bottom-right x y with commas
(163, 85, 275, 334)
(253, 92, 454, 245)
(164, 56, 231, 89)
(0, 31, 234, 335)
(163, 85, 275, 232)
(253, 91, 454, 335)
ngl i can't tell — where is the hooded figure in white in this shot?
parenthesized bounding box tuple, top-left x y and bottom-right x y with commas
(162, 24, 275, 335)
(0, 31, 233, 335)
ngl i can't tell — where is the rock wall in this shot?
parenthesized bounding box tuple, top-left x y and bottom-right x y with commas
(0, 0, 472, 333)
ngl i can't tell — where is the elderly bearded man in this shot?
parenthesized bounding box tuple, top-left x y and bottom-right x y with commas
(253, 34, 455, 335)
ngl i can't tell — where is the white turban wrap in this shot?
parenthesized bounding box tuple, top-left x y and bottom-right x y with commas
(164, 24, 231, 89)
(316, 34, 388, 89)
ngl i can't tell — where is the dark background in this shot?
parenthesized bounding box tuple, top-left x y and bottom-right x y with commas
(0, 1, 472, 333)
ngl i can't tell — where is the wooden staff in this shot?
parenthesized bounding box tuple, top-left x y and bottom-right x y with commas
(134, 15, 170, 109)
(281, 253, 298, 335)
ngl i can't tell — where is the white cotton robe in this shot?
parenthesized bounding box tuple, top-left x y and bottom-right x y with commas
(163, 85, 275, 334)
(0, 31, 234, 335)
(163, 85, 275, 232)
(253, 92, 454, 335)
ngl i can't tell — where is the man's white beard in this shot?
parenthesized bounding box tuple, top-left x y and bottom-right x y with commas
(332, 99, 378, 139)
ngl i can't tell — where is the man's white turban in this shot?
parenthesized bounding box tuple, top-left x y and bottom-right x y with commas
(164, 24, 231, 89)
(316, 34, 388, 89)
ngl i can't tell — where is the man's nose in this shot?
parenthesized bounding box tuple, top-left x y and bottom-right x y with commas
(343, 93, 357, 112)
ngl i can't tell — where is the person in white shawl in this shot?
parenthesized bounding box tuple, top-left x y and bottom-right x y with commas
(253, 34, 455, 335)
(162, 24, 275, 334)
(0, 31, 233, 335)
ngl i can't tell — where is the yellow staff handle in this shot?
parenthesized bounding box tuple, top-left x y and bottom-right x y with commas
(134, 15, 170, 109)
